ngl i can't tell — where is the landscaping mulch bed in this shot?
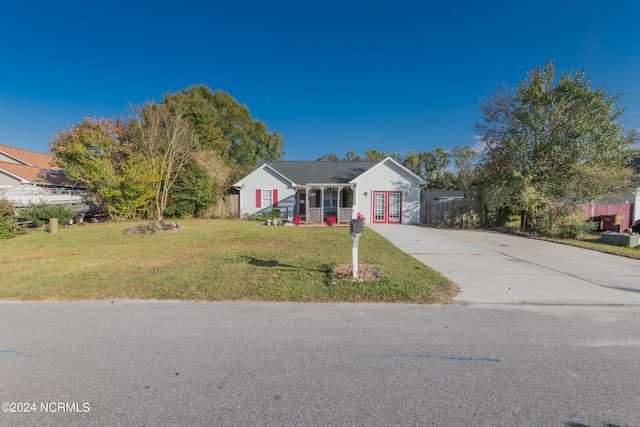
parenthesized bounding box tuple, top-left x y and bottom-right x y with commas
(332, 264, 383, 282)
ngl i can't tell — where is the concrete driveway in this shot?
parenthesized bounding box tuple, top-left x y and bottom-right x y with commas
(368, 224, 640, 305)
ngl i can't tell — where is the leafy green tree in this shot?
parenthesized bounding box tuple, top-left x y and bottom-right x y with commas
(450, 145, 478, 195)
(343, 151, 361, 161)
(403, 151, 421, 176)
(129, 100, 198, 220)
(363, 148, 386, 161)
(419, 148, 451, 190)
(165, 152, 226, 218)
(50, 117, 156, 219)
(162, 87, 225, 153)
(475, 61, 639, 228)
(163, 85, 285, 177)
(316, 153, 340, 161)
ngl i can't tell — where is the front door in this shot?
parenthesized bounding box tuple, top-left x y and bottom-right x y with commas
(298, 191, 306, 217)
(372, 191, 402, 224)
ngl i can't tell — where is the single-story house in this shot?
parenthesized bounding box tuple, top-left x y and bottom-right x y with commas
(0, 144, 81, 191)
(233, 158, 426, 225)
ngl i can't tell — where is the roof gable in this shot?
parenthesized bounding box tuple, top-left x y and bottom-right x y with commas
(0, 144, 74, 186)
(351, 157, 426, 185)
(0, 144, 57, 169)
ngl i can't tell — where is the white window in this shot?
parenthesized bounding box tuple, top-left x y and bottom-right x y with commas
(262, 189, 272, 208)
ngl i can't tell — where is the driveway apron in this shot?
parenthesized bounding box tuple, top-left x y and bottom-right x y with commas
(368, 224, 640, 305)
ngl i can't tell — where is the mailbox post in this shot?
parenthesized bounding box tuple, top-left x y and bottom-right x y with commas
(350, 218, 363, 279)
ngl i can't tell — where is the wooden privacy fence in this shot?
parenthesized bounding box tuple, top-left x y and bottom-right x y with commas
(208, 194, 239, 219)
(577, 202, 634, 231)
(420, 192, 482, 228)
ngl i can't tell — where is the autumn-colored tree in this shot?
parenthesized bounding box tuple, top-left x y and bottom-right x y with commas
(129, 101, 198, 220)
(450, 145, 478, 195)
(50, 117, 157, 219)
(475, 61, 639, 228)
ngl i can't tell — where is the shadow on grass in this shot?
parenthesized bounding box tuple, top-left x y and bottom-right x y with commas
(242, 256, 335, 285)
(242, 255, 324, 272)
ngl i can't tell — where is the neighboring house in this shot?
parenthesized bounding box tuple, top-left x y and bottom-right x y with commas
(625, 157, 640, 223)
(0, 144, 81, 191)
(233, 158, 426, 225)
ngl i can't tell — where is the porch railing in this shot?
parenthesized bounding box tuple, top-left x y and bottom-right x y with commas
(307, 208, 323, 223)
(338, 207, 352, 223)
(306, 207, 352, 223)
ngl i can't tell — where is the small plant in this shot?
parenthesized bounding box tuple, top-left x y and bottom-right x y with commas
(293, 215, 302, 226)
(325, 214, 336, 227)
(19, 201, 75, 228)
(253, 209, 282, 222)
(357, 212, 366, 225)
(0, 198, 25, 240)
(554, 215, 598, 239)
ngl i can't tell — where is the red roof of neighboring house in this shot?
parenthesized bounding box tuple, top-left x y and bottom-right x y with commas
(0, 144, 71, 185)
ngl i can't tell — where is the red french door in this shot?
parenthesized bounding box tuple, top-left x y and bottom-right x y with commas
(372, 191, 402, 223)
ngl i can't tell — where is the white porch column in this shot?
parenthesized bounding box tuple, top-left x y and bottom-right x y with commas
(320, 186, 325, 223)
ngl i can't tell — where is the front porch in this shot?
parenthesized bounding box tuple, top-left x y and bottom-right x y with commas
(298, 184, 355, 224)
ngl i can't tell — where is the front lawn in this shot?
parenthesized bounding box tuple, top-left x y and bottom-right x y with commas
(0, 220, 457, 303)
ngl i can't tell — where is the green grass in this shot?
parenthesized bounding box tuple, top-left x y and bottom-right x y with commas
(549, 233, 640, 260)
(0, 220, 457, 303)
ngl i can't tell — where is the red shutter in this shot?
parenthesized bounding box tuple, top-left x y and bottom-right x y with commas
(273, 189, 278, 207)
(256, 189, 261, 208)
(316, 192, 321, 208)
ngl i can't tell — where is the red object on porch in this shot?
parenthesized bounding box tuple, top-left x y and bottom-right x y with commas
(255, 189, 261, 208)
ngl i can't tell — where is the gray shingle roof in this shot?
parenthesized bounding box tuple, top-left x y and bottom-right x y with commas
(252, 161, 379, 185)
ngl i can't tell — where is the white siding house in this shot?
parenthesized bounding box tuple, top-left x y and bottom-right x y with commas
(352, 158, 423, 224)
(234, 165, 296, 219)
(234, 158, 425, 225)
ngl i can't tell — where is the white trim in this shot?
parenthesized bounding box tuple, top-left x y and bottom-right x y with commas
(350, 157, 426, 185)
(234, 163, 297, 188)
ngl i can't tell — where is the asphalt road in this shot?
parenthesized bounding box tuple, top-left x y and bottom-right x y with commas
(2, 301, 640, 427)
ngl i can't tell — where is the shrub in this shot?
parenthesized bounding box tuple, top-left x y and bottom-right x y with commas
(0, 198, 24, 240)
(253, 209, 282, 222)
(20, 201, 76, 228)
(325, 214, 336, 227)
(357, 212, 366, 225)
(293, 215, 302, 226)
(554, 215, 598, 239)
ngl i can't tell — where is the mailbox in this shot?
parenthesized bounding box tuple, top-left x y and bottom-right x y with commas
(350, 219, 363, 235)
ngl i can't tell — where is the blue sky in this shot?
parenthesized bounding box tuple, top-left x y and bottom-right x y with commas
(1, 0, 639, 160)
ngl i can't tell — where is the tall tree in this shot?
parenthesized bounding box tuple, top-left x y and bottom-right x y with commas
(475, 61, 639, 226)
(450, 145, 478, 195)
(316, 153, 340, 161)
(403, 151, 421, 176)
(50, 117, 157, 219)
(129, 101, 198, 220)
(164, 85, 284, 174)
(343, 151, 361, 161)
(363, 148, 386, 161)
(420, 148, 452, 190)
